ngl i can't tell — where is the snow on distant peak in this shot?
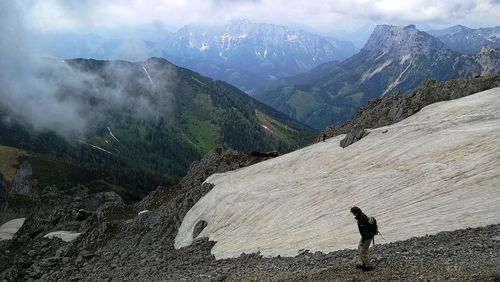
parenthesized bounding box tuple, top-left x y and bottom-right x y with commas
(141, 64, 153, 84)
(175, 87, 500, 259)
(200, 42, 209, 52)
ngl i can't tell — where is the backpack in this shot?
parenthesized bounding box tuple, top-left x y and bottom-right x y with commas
(368, 216, 382, 246)
(368, 216, 378, 236)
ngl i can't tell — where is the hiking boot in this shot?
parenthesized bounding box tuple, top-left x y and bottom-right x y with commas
(362, 266, 374, 272)
(355, 264, 365, 269)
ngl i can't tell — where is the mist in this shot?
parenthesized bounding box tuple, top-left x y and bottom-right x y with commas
(0, 2, 176, 140)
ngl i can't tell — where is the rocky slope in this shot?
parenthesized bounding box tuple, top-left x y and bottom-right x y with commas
(1, 147, 499, 281)
(257, 24, 500, 129)
(0, 149, 276, 280)
(0, 160, 124, 225)
(1, 87, 499, 281)
(318, 75, 500, 140)
(428, 25, 500, 54)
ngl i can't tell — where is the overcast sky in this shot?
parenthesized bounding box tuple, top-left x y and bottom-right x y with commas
(16, 0, 500, 39)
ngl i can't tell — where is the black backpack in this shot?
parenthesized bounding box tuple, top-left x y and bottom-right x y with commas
(368, 216, 378, 236)
(368, 216, 382, 246)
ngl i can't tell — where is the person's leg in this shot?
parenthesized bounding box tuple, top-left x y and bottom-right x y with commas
(357, 239, 365, 267)
(360, 238, 372, 269)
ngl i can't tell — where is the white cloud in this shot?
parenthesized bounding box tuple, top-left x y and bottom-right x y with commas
(16, 0, 500, 34)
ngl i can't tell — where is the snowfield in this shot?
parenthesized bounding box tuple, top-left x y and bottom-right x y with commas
(0, 218, 26, 240)
(175, 88, 500, 259)
(43, 231, 82, 242)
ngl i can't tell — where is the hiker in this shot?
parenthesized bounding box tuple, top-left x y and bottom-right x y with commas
(351, 206, 376, 271)
(320, 132, 326, 142)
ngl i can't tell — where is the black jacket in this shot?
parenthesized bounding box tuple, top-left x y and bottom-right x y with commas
(355, 212, 374, 241)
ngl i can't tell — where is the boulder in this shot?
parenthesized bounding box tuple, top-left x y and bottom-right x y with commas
(340, 129, 369, 148)
(84, 192, 124, 211)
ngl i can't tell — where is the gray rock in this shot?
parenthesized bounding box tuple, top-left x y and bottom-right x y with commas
(193, 220, 208, 239)
(84, 192, 124, 211)
(80, 250, 95, 260)
(9, 162, 33, 196)
(40, 257, 59, 268)
(27, 250, 37, 258)
(340, 128, 369, 148)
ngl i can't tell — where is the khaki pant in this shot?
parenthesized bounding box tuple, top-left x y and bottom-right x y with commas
(358, 238, 372, 267)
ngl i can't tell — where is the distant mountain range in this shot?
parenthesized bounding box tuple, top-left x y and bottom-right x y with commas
(256, 24, 500, 130)
(427, 25, 500, 54)
(0, 57, 315, 202)
(39, 19, 357, 93)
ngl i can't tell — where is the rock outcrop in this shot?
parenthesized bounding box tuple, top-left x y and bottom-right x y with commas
(0, 174, 7, 205)
(319, 75, 500, 140)
(9, 162, 33, 196)
(340, 128, 369, 148)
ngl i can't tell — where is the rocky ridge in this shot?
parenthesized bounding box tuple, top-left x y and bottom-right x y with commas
(318, 75, 500, 140)
(428, 25, 500, 54)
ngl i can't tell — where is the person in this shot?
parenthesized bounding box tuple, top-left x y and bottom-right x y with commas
(320, 132, 327, 142)
(350, 206, 374, 271)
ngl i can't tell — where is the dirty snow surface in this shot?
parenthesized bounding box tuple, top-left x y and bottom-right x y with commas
(175, 88, 500, 259)
(43, 231, 82, 242)
(0, 218, 26, 240)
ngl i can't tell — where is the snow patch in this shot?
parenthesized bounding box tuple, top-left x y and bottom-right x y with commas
(400, 54, 411, 65)
(0, 218, 25, 240)
(142, 64, 153, 84)
(287, 34, 298, 41)
(200, 42, 209, 52)
(107, 126, 120, 142)
(383, 61, 412, 96)
(44, 231, 82, 242)
(374, 51, 388, 61)
(77, 140, 113, 155)
(138, 210, 150, 216)
(175, 88, 500, 259)
(361, 60, 392, 81)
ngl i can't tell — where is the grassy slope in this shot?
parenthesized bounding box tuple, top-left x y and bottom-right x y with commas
(0, 58, 316, 202)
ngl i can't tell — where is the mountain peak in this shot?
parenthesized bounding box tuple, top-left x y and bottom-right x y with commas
(448, 24, 473, 32)
(362, 24, 446, 53)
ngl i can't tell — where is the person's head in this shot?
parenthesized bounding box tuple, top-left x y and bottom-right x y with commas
(350, 206, 361, 216)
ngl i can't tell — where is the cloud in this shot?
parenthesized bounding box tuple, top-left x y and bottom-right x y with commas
(17, 0, 500, 34)
(0, 2, 177, 138)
